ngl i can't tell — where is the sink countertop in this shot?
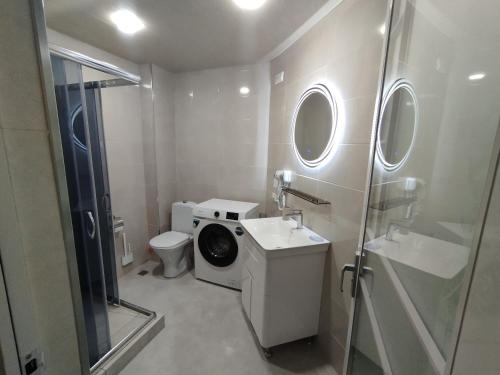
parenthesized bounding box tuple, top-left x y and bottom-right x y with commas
(240, 217, 330, 257)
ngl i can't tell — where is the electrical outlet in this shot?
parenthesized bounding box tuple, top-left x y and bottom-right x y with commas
(22, 349, 44, 375)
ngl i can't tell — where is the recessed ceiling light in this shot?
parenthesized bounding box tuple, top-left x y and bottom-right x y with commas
(233, 0, 267, 10)
(378, 24, 386, 35)
(239, 86, 250, 96)
(110, 9, 145, 35)
(468, 72, 486, 81)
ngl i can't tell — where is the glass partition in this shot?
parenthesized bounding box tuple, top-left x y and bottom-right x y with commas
(347, 0, 500, 374)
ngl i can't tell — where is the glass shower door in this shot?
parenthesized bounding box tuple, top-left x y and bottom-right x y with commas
(84, 86, 119, 305)
(51, 56, 112, 366)
(345, 0, 500, 374)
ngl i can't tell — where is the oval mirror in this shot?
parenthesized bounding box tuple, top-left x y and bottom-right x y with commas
(377, 80, 417, 170)
(292, 84, 337, 167)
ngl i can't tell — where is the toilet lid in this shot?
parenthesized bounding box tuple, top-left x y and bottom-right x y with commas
(149, 231, 191, 250)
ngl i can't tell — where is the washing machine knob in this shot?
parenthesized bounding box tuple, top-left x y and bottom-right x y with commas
(214, 211, 220, 218)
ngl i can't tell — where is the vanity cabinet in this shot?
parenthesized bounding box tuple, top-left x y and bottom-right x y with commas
(241, 233, 328, 349)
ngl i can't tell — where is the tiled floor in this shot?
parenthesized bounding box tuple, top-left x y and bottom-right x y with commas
(118, 261, 336, 375)
(108, 304, 149, 346)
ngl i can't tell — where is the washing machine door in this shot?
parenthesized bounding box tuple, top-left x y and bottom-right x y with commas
(197, 223, 238, 267)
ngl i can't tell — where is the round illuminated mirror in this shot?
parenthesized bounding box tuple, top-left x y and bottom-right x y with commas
(292, 84, 337, 167)
(377, 80, 417, 170)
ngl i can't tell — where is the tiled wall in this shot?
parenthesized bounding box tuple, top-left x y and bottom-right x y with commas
(140, 64, 160, 239)
(152, 65, 177, 232)
(174, 64, 270, 211)
(0, 1, 81, 373)
(141, 63, 177, 239)
(99, 76, 151, 276)
(265, 0, 388, 371)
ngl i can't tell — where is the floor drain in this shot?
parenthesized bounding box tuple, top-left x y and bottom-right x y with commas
(138, 270, 148, 276)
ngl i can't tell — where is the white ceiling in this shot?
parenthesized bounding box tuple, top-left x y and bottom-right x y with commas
(45, 0, 329, 72)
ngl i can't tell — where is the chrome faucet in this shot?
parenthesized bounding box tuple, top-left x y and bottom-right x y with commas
(385, 221, 410, 241)
(282, 208, 303, 229)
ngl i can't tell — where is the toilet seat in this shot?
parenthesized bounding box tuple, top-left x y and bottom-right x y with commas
(149, 231, 192, 251)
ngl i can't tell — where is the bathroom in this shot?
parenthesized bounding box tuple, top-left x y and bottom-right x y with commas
(0, 0, 499, 374)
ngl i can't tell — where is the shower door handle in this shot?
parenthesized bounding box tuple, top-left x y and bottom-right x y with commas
(340, 254, 362, 297)
(103, 193, 111, 212)
(340, 264, 356, 294)
(86, 211, 96, 239)
(102, 193, 114, 229)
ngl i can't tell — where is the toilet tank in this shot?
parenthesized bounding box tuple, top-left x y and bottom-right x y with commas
(172, 201, 196, 234)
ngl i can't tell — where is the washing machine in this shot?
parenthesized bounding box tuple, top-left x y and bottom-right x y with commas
(193, 199, 259, 289)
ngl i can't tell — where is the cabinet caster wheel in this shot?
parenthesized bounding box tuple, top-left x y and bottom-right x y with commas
(263, 348, 272, 359)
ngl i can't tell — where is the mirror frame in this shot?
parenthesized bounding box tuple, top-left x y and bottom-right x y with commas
(376, 79, 418, 171)
(291, 83, 338, 168)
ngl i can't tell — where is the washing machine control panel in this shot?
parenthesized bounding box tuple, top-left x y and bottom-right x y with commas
(193, 200, 259, 222)
(193, 208, 240, 221)
(226, 212, 239, 221)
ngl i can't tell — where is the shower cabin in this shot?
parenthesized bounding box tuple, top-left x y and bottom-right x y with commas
(50, 48, 155, 370)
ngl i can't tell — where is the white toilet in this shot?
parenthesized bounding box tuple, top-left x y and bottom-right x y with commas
(149, 201, 196, 278)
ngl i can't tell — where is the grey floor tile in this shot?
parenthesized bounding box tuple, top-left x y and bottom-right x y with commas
(118, 261, 336, 375)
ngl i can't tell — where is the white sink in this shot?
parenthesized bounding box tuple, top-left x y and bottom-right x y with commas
(240, 217, 329, 256)
(364, 231, 470, 279)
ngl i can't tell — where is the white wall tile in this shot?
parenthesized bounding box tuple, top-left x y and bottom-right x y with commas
(316, 144, 370, 191)
(100, 73, 149, 277)
(174, 64, 270, 212)
(342, 96, 378, 144)
(0, 130, 42, 360)
(0, 1, 47, 131)
(2, 128, 81, 374)
(152, 65, 177, 231)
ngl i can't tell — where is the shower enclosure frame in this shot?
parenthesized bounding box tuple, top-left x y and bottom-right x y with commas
(30, 0, 156, 372)
(50, 45, 141, 84)
(52, 52, 157, 371)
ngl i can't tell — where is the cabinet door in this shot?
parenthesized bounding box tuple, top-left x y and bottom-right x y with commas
(241, 267, 252, 318)
(250, 277, 266, 346)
